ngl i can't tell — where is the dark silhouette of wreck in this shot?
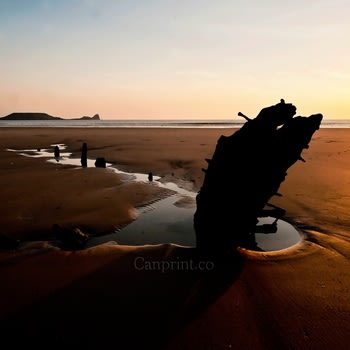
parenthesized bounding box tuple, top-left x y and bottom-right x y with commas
(194, 99, 323, 255)
(81, 142, 88, 168)
(54, 145, 60, 158)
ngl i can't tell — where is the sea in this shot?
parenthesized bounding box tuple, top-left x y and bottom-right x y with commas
(0, 119, 349, 128)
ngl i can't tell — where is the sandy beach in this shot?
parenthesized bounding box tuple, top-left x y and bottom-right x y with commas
(1, 126, 350, 349)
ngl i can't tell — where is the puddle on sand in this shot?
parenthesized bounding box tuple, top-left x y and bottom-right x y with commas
(8, 144, 302, 252)
(88, 199, 301, 252)
(249, 216, 301, 252)
(87, 195, 196, 248)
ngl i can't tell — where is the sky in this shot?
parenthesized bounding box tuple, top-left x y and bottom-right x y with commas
(1, 0, 350, 119)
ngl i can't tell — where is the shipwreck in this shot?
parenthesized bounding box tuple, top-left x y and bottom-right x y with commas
(194, 99, 323, 255)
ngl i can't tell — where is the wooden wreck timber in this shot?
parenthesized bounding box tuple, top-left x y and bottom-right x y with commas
(194, 99, 323, 255)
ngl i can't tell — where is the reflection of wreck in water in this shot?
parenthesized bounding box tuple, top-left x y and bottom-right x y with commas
(194, 99, 323, 255)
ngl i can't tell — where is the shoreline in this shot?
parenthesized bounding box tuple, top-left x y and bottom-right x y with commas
(1, 126, 349, 242)
(1, 126, 350, 238)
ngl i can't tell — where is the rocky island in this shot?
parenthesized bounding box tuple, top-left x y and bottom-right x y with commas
(0, 112, 100, 120)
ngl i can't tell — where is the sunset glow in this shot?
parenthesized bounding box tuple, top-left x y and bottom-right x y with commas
(1, 0, 350, 119)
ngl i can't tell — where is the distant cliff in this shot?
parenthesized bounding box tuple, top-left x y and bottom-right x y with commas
(0, 113, 101, 121)
(77, 114, 100, 120)
(0, 113, 61, 120)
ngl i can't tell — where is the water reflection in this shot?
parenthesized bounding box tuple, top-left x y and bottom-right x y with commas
(88, 196, 301, 252)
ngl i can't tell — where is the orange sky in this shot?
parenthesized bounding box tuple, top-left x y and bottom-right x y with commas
(1, 0, 350, 119)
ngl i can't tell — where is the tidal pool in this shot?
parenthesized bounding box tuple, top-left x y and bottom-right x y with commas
(8, 144, 302, 252)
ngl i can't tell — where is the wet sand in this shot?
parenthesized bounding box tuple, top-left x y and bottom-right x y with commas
(1, 127, 350, 348)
